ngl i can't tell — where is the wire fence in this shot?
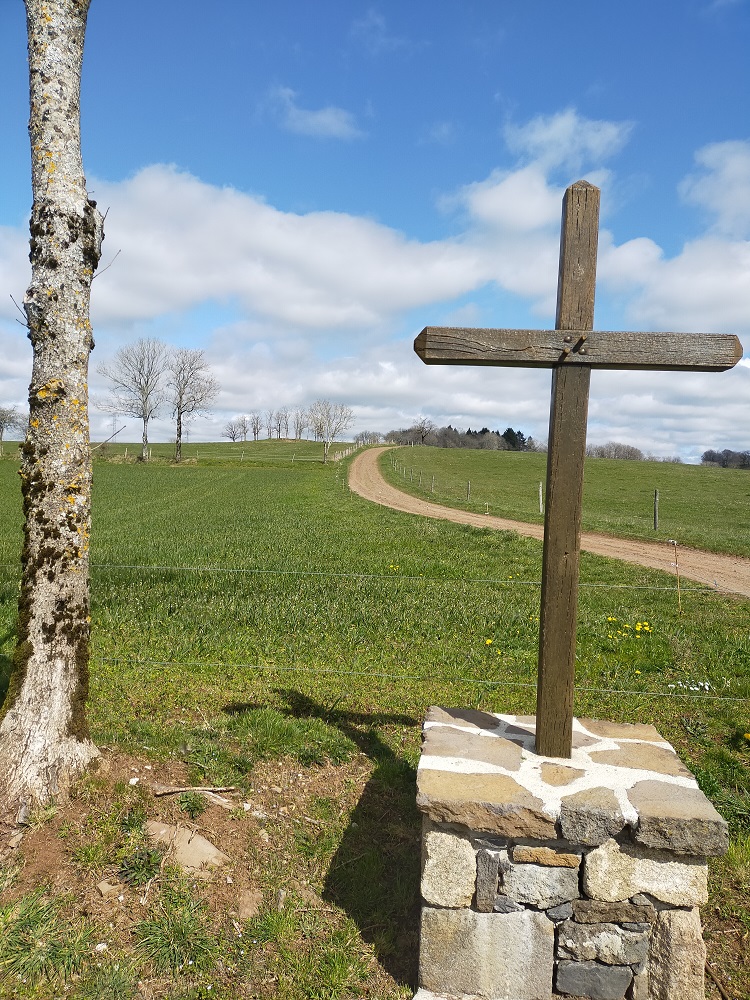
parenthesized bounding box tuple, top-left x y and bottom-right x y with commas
(94, 655, 748, 703)
(0, 560, 723, 593)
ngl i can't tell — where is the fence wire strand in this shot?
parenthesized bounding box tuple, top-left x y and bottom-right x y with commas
(94, 655, 748, 703)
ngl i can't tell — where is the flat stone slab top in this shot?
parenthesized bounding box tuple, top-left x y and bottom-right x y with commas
(417, 708, 727, 855)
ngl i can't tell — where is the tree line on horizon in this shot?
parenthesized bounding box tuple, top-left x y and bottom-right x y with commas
(223, 400, 353, 462)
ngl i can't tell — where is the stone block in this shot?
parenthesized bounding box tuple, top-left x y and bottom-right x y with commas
(421, 825, 476, 908)
(628, 780, 729, 856)
(475, 848, 507, 912)
(545, 901, 573, 921)
(555, 960, 633, 1000)
(501, 859, 580, 908)
(556, 920, 649, 965)
(559, 786, 626, 845)
(419, 907, 553, 999)
(572, 899, 655, 924)
(511, 844, 580, 868)
(582, 838, 707, 906)
(422, 724, 523, 771)
(417, 768, 557, 840)
(492, 895, 524, 913)
(648, 908, 706, 1000)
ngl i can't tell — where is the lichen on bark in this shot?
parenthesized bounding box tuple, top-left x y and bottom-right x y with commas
(0, 0, 103, 823)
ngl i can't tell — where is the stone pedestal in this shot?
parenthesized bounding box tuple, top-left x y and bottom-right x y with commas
(415, 708, 727, 1000)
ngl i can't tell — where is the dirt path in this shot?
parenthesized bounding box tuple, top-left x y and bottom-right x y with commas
(349, 447, 750, 599)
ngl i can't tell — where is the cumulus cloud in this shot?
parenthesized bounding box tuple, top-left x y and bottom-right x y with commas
(2, 111, 749, 457)
(679, 140, 750, 238)
(503, 108, 634, 172)
(269, 86, 365, 140)
(88, 165, 484, 329)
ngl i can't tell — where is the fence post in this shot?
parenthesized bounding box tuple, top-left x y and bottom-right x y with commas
(539, 481, 544, 515)
(467, 481, 471, 502)
(654, 489, 659, 530)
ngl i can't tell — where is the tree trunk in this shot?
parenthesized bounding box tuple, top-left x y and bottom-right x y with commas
(0, 0, 103, 826)
(142, 417, 149, 461)
(175, 410, 183, 462)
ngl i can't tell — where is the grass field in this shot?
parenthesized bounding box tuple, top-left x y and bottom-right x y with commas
(0, 443, 748, 998)
(382, 445, 750, 557)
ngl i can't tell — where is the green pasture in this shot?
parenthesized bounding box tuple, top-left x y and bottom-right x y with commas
(383, 445, 750, 557)
(0, 446, 748, 998)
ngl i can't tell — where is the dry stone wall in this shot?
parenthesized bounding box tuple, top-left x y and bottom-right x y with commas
(415, 708, 727, 1000)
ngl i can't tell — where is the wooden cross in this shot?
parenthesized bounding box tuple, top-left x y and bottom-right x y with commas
(414, 180, 742, 759)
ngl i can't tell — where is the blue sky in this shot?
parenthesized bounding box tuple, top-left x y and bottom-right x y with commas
(1, 0, 748, 460)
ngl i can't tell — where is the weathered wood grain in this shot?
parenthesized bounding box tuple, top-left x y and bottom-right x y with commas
(414, 327, 743, 372)
(534, 181, 598, 759)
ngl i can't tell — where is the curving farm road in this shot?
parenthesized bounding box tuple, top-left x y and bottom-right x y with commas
(348, 447, 750, 599)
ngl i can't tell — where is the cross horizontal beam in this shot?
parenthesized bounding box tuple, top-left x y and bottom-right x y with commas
(414, 327, 742, 372)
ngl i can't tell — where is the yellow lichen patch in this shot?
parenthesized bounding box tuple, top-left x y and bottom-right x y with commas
(35, 378, 66, 400)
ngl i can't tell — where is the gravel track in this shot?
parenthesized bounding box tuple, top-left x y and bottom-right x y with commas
(349, 447, 750, 599)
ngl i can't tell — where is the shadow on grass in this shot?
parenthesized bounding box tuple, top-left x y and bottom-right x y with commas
(223, 690, 423, 989)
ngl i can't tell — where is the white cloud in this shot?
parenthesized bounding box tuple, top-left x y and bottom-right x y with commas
(2, 111, 749, 458)
(351, 9, 408, 55)
(87, 165, 484, 329)
(503, 108, 633, 172)
(269, 86, 365, 140)
(679, 140, 750, 238)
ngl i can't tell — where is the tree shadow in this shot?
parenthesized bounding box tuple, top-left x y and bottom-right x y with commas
(0, 627, 15, 707)
(222, 689, 423, 989)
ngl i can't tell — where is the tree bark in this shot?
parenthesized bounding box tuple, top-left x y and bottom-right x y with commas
(0, 0, 103, 825)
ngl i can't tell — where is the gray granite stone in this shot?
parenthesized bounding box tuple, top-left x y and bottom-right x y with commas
(475, 847, 506, 913)
(628, 779, 729, 856)
(559, 786, 627, 845)
(556, 960, 633, 1000)
(572, 899, 655, 925)
(556, 920, 649, 965)
(621, 921, 652, 932)
(492, 894, 524, 914)
(545, 901, 573, 921)
(419, 906, 553, 999)
(476, 848, 508, 913)
(501, 859, 580, 908)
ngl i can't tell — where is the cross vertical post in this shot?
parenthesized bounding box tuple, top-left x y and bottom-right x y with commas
(413, 181, 741, 762)
(536, 181, 599, 757)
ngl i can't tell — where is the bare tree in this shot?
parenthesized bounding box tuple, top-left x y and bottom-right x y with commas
(166, 348, 218, 462)
(292, 406, 308, 440)
(278, 406, 290, 439)
(413, 416, 436, 445)
(250, 411, 262, 441)
(236, 414, 249, 442)
(222, 419, 242, 442)
(0, 0, 104, 822)
(0, 406, 25, 456)
(265, 408, 275, 440)
(308, 399, 354, 462)
(98, 338, 168, 461)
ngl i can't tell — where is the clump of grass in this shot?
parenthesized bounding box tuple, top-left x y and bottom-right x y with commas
(133, 876, 218, 974)
(0, 889, 92, 988)
(178, 790, 207, 820)
(71, 960, 138, 1000)
(118, 845, 164, 886)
